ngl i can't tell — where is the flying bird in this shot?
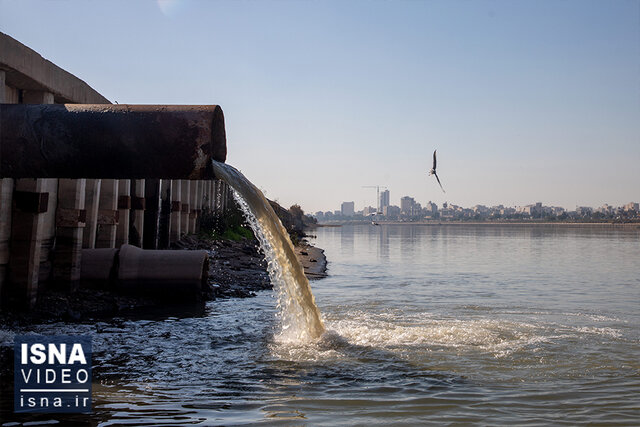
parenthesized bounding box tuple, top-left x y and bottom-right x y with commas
(428, 150, 446, 193)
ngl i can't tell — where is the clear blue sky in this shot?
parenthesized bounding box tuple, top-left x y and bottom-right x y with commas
(1, 0, 638, 212)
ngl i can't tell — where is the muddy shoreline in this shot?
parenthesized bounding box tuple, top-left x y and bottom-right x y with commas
(0, 235, 327, 326)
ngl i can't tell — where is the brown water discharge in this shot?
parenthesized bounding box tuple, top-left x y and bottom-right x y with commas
(212, 160, 325, 341)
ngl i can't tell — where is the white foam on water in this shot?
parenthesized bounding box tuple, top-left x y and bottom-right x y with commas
(264, 306, 567, 362)
(561, 312, 624, 323)
(328, 314, 542, 351)
(573, 326, 622, 338)
(268, 304, 631, 364)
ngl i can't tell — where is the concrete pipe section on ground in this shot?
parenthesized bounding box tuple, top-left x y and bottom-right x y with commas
(81, 245, 209, 300)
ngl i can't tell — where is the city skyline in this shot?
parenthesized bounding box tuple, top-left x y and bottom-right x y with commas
(1, 1, 638, 212)
(318, 187, 639, 218)
(317, 195, 639, 222)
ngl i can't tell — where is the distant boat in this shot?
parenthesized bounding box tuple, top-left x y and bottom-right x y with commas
(368, 212, 381, 225)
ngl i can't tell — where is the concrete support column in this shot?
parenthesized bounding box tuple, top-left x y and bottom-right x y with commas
(0, 70, 5, 102)
(202, 181, 208, 224)
(201, 180, 209, 212)
(209, 180, 215, 211)
(210, 180, 216, 210)
(202, 180, 208, 212)
(169, 180, 181, 244)
(20, 92, 58, 284)
(115, 179, 131, 247)
(130, 179, 145, 247)
(82, 179, 101, 249)
(180, 180, 190, 236)
(189, 181, 198, 234)
(23, 90, 55, 104)
(157, 180, 171, 249)
(96, 179, 119, 249)
(222, 182, 229, 213)
(0, 179, 14, 306)
(8, 179, 48, 309)
(196, 180, 204, 232)
(195, 180, 206, 229)
(143, 179, 161, 249)
(53, 179, 86, 291)
(38, 179, 58, 283)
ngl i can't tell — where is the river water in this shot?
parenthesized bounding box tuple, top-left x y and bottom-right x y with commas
(1, 224, 639, 425)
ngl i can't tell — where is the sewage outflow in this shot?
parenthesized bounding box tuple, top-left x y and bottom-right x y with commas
(211, 160, 325, 341)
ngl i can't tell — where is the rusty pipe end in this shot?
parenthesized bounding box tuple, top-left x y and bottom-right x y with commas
(211, 105, 227, 163)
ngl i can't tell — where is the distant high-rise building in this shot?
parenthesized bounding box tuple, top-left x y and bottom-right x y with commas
(383, 205, 401, 218)
(425, 201, 438, 213)
(413, 202, 422, 216)
(379, 190, 390, 210)
(425, 201, 438, 218)
(341, 201, 355, 217)
(400, 196, 415, 215)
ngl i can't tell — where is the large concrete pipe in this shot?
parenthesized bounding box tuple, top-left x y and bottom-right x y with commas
(0, 104, 226, 179)
(118, 245, 208, 298)
(81, 245, 208, 299)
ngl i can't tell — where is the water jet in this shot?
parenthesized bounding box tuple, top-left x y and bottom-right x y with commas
(211, 161, 325, 341)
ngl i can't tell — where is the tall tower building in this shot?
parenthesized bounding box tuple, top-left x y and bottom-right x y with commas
(379, 190, 390, 211)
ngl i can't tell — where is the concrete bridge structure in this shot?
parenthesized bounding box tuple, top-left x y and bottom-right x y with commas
(0, 32, 232, 309)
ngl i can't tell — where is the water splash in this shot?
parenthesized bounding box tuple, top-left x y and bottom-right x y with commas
(211, 161, 325, 341)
